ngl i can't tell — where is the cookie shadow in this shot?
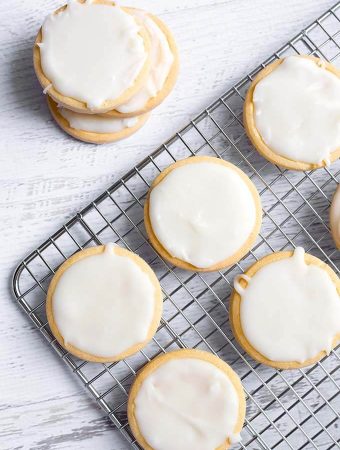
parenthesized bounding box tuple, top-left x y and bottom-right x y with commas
(8, 33, 49, 121)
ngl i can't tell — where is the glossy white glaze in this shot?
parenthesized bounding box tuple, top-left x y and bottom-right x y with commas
(116, 10, 174, 113)
(235, 247, 340, 362)
(59, 108, 138, 133)
(149, 160, 257, 268)
(40, 1, 147, 109)
(52, 243, 156, 357)
(253, 56, 340, 164)
(134, 357, 240, 450)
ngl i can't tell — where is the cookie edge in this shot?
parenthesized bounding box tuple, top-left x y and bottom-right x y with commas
(229, 250, 340, 369)
(330, 184, 340, 249)
(127, 348, 246, 450)
(47, 95, 149, 144)
(102, 9, 179, 118)
(243, 55, 340, 171)
(46, 244, 163, 363)
(33, 0, 152, 114)
(144, 155, 262, 272)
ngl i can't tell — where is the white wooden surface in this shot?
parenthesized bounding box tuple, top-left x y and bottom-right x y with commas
(0, 0, 337, 448)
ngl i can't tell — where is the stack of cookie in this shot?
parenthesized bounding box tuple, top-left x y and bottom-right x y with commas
(33, 0, 179, 144)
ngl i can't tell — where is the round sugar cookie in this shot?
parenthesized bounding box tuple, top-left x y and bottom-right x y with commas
(230, 248, 340, 369)
(46, 243, 163, 363)
(103, 9, 179, 118)
(243, 55, 340, 171)
(34, 0, 152, 113)
(330, 184, 340, 249)
(128, 349, 246, 450)
(47, 96, 149, 144)
(144, 156, 262, 272)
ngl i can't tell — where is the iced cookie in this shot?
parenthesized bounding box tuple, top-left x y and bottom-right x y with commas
(46, 243, 162, 362)
(230, 247, 340, 369)
(330, 184, 340, 249)
(144, 156, 262, 272)
(47, 96, 149, 144)
(34, 0, 151, 113)
(128, 349, 246, 450)
(104, 9, 179, 118)
(244, 55, 340, 170)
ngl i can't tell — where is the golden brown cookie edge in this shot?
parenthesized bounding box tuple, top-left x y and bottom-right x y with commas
(229, 250, 340, 369)
(46, 244, 163, 363)
(144, 155, 262, 272)
(127, 348, 246, 450)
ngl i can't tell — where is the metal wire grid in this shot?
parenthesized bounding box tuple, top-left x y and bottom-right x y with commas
(12, 3, 340, 449)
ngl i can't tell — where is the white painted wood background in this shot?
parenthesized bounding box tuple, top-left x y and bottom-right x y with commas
(0, 0, 337, 448)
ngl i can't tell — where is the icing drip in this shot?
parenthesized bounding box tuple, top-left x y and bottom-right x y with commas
(235, 247, 340, 363)
(59, 107, 138, 133)
(233, 274, 251, 295)
(253, 56, 340, 164)
(40, 1, 147, 109)
(149, 160, 258, 268)
(116, 11, 174, 113)
(43, 83, 52, 94)
(134, 357, 241, 450)
(52, 243, 156, 358)
(229, 433, 242, 444)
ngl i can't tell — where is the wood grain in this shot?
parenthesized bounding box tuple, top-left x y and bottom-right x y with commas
(0, 0, 337, 448)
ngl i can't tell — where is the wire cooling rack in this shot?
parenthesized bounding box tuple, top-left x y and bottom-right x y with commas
(12, 3, 340, 450)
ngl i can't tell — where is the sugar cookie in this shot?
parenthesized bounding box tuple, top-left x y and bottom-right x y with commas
(244, 55, 340, 171)
(144, 156, 262, 272)
(330, 184, 340, 249)
(230, 247, 340, 369)
(47, 96, 149, 144)
(46, 243, 162, 363)
(128, 349, 246, 450)
(104, 9, 179, 118)
(34, 0, 151, 113)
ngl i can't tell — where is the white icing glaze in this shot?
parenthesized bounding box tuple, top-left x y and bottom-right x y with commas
(149, 160, 257, 268)
(40, 1, 147, 109)
(52, 243, 156, 358)
(253, 56, 340, 164)
(235, 247, 340, 363)
(116, 11, 174, 113)
(134, 357, 240, 450)
(59, 107, 138, 133)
